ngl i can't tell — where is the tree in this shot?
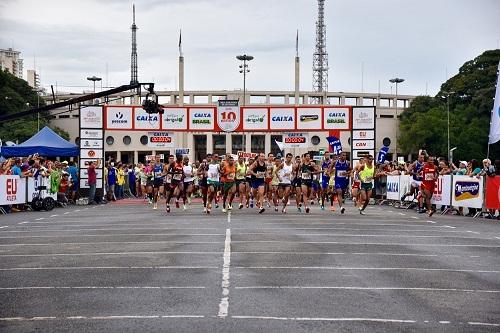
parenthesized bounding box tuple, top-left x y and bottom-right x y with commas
(0, 70, 69, 144)
(399, 49, 500, 161)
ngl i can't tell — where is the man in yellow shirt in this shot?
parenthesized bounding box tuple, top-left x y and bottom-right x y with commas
(116, 164, 126, 200)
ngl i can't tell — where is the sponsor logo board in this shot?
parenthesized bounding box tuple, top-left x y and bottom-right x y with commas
(80, 178, 103, 189)
(270, 108, 295, 130)
(134, 108, 160, 130)
(80, 149, 103, 159)
(147, 131, 175, 148)
(162, 108, 188, 130)
(80, 168, 103, 179)
(106, 107, 133, 129)
(237, 151, 258, 159)
(0, 176, 26, 205)
(283, 132, 309, 148)
(324, 107, 350, 130)
(80, 129, 103, 139)
(297, 108, 322, 130)
(189, 108, 214, 130)
(217, 100, 240, 132)
(80, 139, 103, 149)
(80, 106, 103, 128)
(242, 108, 268, 130)
(352, 107, 375, 129)
(80, 159, 103, 169)
(352, 130, 374, 140)
(352, 140, 375, 149)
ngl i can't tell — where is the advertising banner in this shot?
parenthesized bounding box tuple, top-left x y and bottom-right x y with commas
(283, 132, 309, 148)
(270, 108, 295, 130)
(146, 154, 165, 161)
(323, 107, 350, 130)
(485, 176, 500, 210)
(134, 107, 160, 130)
(80, 178, 103, 189)
(0, 176, 26, 205)
(162, 108, 188, 130)
(26, 177, 57, 202)
(451, 175, 484, 209)
(106, 107, 133, 130)
(217, 100, 240, 132)
(399, 175, 413, 201)
(297, 108, 322, 130)
(189, 108, 214, 130)
(147, 131, 175, 149)
(352, 130, 374, 140)
(243, 108, 268, 130)
(80, 139, 103, 149)
(386, 175, 401, 200)
(352, 140, 375, 150)
(80, 129, 103, 139)
(175, 148, 190, 156)
(80, 106, 103, 129)
(431, 175, 452, 206)
(80, 159, 104, 169)
(80, 149, 103, 159)
(237, 151, 258, 159)
(352, 150, 375, 160)
(352, 106, 375, 129)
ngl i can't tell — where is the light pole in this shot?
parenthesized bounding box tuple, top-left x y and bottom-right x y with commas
(389, 77, 404, 160)
(441, 91, 454, 161)
(87, 76, 102, 93)
(236, 55, 253, 106)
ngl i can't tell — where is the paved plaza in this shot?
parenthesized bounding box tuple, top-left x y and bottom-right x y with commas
(0, 201, 499, 332)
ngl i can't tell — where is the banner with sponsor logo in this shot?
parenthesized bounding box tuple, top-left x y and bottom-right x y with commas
(270, 108, 295, 130)
(324, 107, 350, 130)
(162, 108, 188, 130)
(80, 106, 103, 129)
(451, 175, 484, 208)
(351, 107, 376, 165)
(147, 131, 175, 148)
(217, 100, 240, 132)
(485, 176, 500, 210)
(0, 175, 26, 205)
(189, 108, 214, 130)
(175, 148, 190, 156)
(283, 132, 309, 148)
(106, 107, 133, 129)
(134, 107, 160, 130)
(297, 108, 322, 130)
(431, 175, 452, 206)
(146, 154, 165, 161)
(243, 108, 268, 131)
(386, 175, 401, 200)
(237, 151, 258, 159)
(80, 105, 104, 191)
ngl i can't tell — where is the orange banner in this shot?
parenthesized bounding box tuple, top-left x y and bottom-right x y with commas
(485, 176, 500, 210)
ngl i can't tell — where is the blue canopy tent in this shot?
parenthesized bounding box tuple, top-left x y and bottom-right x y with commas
(0, 126, 78, 157)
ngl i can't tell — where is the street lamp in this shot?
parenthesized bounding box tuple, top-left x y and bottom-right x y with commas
(87, 76, 102, 93)
(389, 77, 404, 160)
(441, 91, 454, 161)
(236, 55, 253, 106)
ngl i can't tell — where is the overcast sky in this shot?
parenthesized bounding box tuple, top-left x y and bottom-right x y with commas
(1, 0, 499, 96)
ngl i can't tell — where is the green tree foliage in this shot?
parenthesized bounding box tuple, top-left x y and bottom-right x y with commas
(399, 49, 500, 161)
(0, 69, 69, 144)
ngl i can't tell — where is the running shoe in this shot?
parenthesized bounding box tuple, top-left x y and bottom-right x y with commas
(330, 206, 336, 212)
(148, 199, 152, 205)
(320, 205, 325, 210)
(427, 209, 435, 217)
(166, 205, 171, 213)
(250, 199, 254, 208)
(228, 205, 233, 211)
(239, 203, 243, 209)
(400, 195, 406, 202)
(282, 207, 287, 214)
(359, 207, 365, 215)
(204, 207, 207, 213)
(274, 206, 278, 212)
(259, 207, 265, 214)
(183, 204, 187, 211)
(175, 200, 180, 209)
(153, 203, 157, 210)
(310, 200, 314, 205)
(305, 207, 310, 214)
(215, 204, 219, 209)
(340, 207, 345, 214)
(266, 201, 271, 208)
(222, 208, 227, 213)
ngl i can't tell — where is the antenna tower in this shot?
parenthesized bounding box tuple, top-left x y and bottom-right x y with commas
(312, 0, 328, 103)
(130, 4, 138, 86)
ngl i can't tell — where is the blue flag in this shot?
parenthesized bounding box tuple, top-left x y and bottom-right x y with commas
(326, 136, 342, 155)
(377, 146, 390, 164)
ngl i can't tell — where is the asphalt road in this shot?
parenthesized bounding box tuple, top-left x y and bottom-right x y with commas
(0, 200, 499, 332)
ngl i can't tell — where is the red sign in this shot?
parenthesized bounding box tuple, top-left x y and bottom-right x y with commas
(150, 136, 172, 143)
(485, 176, 500, 209)
(284, 137, 306, 144)
(237, 151, 258, 159)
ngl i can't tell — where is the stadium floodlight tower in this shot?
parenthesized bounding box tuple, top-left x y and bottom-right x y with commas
(312, 0, 328, 104)
(236, 54, 254, 106)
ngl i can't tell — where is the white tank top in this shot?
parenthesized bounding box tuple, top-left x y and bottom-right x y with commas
(207, 164, 220, 182)
(279, 162, 293, 184)
(183, 165, 194, 182)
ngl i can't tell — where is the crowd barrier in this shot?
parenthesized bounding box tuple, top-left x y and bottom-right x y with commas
(378, 174, 500, 216)
(0, 175, 57, 207)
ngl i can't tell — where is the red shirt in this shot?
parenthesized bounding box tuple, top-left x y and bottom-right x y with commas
(422, 163, 437, 188)
(88, 164, 97, 185)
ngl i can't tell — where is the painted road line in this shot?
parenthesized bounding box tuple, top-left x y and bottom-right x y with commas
(50, 215, 58, 218)
(0, 251, 223, 257)
(0, 241, 222, 247)
(231, 267, 500, 273)
(0, 286, 206, 290)
(234, 286, 500, 293)
(0, 233, 226, 239)
(35, 218, 44, 221)
(228, 241, 500, 248)
(0, 315, 205, 321)
(218, 228, 232, 318)
(232, 316, 416, 323)
(0, 266, 218, 271)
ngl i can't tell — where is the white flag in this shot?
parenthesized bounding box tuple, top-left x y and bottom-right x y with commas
(275, 140, 284, 151)
(488, 61, 500, 144)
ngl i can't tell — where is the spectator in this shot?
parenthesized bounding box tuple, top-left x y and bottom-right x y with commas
(107, 162, 117, 201)
(88, 159, 100, 205)
(439, 161, 451, 175)
(58, 172, 70, 205)
(479, 159, 495, 177)
(128, 164, 137, 197)
(67, 161, 79, 203)
(116, 163, 125, 199)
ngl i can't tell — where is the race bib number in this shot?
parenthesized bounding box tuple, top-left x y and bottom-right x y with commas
(337, 170, 347, 177)
(165, 174, 172, 183)
(209, 172, 218, 179)
(365, 176, 373, 182)
(227, 173, 235, 180)
(173, 173, 182, 181)
(256, 171, 265, 178)
(424, 173, 435, 181)
(301, 172, 311, 180)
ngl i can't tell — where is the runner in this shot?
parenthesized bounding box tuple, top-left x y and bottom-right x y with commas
(249, 153, 267, 214)
(197, 155, 210, 213)
(235, 155, 248, 209)
(358, 155, 376, 215)
(401, 154, 425, 203)
(151, 155, 164, 210)
(270, 157, 281, 211)
(351, 157, 365, 207)
(277, 153, 294, 213)
(292, 155, 303, 211)
(265, 153, 275, 208)
(419, 155, 439, 217)
(333, 152, 351, 214)
(164, 155, 184, 213)
(220, 154, 237, 213)
(182, 156, 195, 210)
(320, 152, 333, 210)
(299, 153, 320, 214)
(246, 157, 255, 208)
(144, 161, 154, 204)
(205, 155, 221, 214)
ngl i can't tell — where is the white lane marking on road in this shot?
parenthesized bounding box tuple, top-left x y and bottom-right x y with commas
(495, 237, 500, 240)
(439, 321, 450, 324)
(399, 213, 406, 216)
(231, 267, 500, 273)
(227, 211, 231, 224)
(218, 228, 231, 318)
(74, 210, 80, 212)
(0, 266, 218, 271)
(411, 216, 419, 219)
(50, 215, 58, 218)
(0, 286, 206, 290)
(231, 316, 417, 323)
(0, 241, 221, 247)
(427, 220, 436, 223)
(35, 218, 44, 221)
(234, 286, 500, 293)
(228, 241, 500, 248)
(0, 226, 7, 229)
(0, 233, 225, 239)
(63, 212, 70, 215)
(0, 315, 206, 321)
(468, 322, 500, 327)
(466, 231, 480, 234)
(0, 251, 223, 257)
(443, 225, 456, 229)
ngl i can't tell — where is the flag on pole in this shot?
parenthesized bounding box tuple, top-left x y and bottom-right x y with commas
(488, 61, 500, 144)
(275, 139, 284, 152)
(377, 146, 390, 164)
(326, 136, 342, 155)
(295, 29, 299, 57)
(178, 29, 183, 56)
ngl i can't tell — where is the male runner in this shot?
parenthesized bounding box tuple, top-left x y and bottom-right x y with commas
(197, 155, 210, 212)
(333, 152, 351, 214)
(358, 155, 376, 215)
(299, 153, 320, 214)
(351, 157, 365, 207)
(419, 155, 439, 217)
(205, 155, 221, 214)
(320, 152, 333, 210)
(277, 153, 294, 213)
(249, 153, 267, 214)
(235, 156, 248, 209)
(401, 154, 425, 203)
(265, 153, 275, 208)
(151, 155, 164, 210)
(292, 155, 303, 211)
(165, 155, 184, 213)
(182, 156, 195, 210)
(246, 157, 255, 208)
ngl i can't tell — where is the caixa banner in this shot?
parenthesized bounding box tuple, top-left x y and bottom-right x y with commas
(0, 175, 26, 205)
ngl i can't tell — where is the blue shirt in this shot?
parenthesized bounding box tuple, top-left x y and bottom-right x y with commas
(11, 165, 22, 176)
(68, 166, 78, 182)
(108, 168, 117, 185)
(335, 160, 349, 183)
